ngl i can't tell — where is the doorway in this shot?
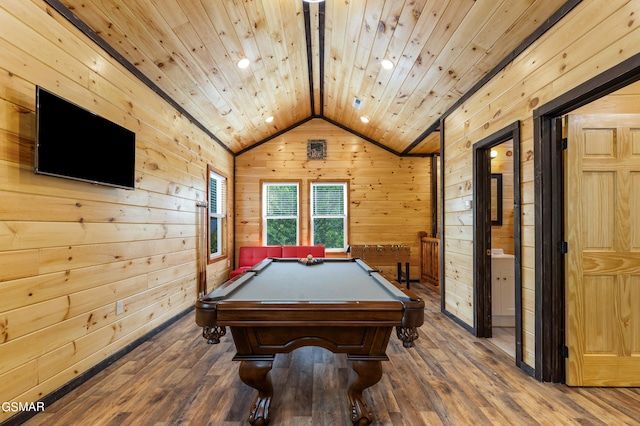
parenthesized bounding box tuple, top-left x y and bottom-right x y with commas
(489, 140, 516, 357)
(533, 53, 640, 383)
(472, 122, 524, 366)
(563, 111, 640, 385)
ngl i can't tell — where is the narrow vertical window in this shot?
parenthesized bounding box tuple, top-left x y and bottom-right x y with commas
(311, 182, 348, 251)
(262, 182, 299, 245)
(209, 169, 227, 259)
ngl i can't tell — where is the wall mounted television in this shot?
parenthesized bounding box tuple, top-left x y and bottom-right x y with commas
(35, 86, 136, 190)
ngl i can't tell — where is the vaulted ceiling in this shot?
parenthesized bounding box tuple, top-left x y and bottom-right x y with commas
(55, 0, 569, 156)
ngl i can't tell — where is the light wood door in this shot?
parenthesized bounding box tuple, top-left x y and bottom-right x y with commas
(565, 114, 640, 386)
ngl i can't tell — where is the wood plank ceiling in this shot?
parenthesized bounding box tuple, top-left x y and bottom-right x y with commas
(54, 0, 570, 156)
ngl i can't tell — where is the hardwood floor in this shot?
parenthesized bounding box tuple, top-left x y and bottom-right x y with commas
(21, 283, 640, 425)
(488, 327, 515, 358)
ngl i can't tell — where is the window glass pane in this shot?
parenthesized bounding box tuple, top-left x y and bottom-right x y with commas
(266, 185, 298, 216)
(210, 218, 219, 255)
(313, 218, 344, 248)
(208, 169, 226, 259)
(312, 185, 344, 215)
(266, 218, 297, 245)
(210, 177, 218, 214)
(311, 182, 347, 251)
(263, 183, 298, 245)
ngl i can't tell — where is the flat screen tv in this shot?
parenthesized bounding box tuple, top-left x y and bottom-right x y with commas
(35, 86, 136, 190)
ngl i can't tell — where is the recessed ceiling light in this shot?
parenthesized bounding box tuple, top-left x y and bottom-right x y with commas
(381, 59, 394, 70)
(237, 58, 250, 69)
(265, 116, 274, 123)
(360, 116, 369, 123)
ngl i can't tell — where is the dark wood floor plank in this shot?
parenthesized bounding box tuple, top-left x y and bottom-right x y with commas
(20, 283, 640, 426)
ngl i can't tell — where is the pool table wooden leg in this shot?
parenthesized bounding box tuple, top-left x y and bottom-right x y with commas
(238, 357, 274, 426)
(347, 358, 383, 426)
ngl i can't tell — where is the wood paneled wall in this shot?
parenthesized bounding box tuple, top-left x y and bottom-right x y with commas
(0, 1, 233, 421)
(441, 0, 639, 368)
(235, 119, 431, 280)
(572, 81, 640, 114)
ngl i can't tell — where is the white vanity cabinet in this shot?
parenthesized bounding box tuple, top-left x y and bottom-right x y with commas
(491, 251, 515, 327)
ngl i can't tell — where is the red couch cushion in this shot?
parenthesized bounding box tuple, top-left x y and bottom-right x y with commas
(230, 246, 283, 278)
(229, 245, 326, 279)
(281, 245, 325, 259)
(228, 266, 252, 279)
(239, 245, 283, 266)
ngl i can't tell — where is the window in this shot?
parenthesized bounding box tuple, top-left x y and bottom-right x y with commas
(262, 182, 299, 245)
(208, 168, 227, 260)
(311, 182, 348, 251)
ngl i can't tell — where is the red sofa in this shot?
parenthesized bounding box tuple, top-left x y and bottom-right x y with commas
(281, 245, 326, 259)
(229, 245, 326, 279)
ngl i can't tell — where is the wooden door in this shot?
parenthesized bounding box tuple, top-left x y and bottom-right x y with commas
(565, 114, 640, 386)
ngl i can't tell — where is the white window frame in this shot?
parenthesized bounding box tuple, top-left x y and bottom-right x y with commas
(262, 181, 300, 246)
(310, 181, 348, 252)
(208, 168, 227, 260)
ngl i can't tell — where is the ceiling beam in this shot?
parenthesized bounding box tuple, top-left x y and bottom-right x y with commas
(318, 1, 326, 117)
(235, 116, 316, 156)
(303, 2, 315, 115)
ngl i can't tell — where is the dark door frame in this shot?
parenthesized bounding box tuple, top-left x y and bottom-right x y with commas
(533, 52, 640, 382)
(472, 122, 525, 367)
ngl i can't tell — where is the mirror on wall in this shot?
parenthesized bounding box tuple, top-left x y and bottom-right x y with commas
(491, 173, 503, 226)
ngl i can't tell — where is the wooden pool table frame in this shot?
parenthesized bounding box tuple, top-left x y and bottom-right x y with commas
(195, 258, 424, 426)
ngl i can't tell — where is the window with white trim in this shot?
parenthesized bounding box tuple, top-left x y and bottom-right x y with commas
(310, 182, 348, 251)
(262, 182, 299, 245)
(209, 169, 227, 259)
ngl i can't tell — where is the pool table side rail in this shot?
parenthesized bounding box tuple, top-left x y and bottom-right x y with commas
(195, 257, 425, 335)
(199, 257, 419, 304)
(196, 299, 424, 336)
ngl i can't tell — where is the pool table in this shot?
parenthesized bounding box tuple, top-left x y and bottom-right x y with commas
(195, 258, 424, 426)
